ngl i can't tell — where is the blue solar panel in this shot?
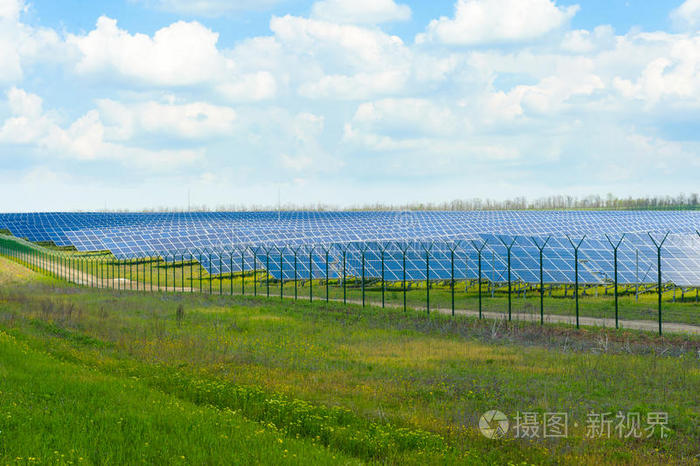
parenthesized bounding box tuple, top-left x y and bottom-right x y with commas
(1, 211, 698, 285)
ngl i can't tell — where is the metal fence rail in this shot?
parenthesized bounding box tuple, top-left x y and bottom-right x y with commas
(1, 232, 699, 336)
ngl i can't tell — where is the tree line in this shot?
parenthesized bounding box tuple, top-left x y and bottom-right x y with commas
(87, 193, 699, 213)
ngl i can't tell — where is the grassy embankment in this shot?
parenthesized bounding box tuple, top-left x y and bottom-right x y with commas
(0, 257, 698, 464)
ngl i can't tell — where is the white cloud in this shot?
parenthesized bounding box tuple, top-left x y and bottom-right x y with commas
(68, 16, 229, 86)
(66, 16, 276, 101)
(216, 71, 277, 101)
(343, 97, 520, 169)
(0, 0, 65, 84)
(134, 0, 281, 17)
(269, 15, 411, 99)
(612, 34, 700, 106)
(0, 88, 202, 168)
(298, 71, 409, 100)
(351, 98, 462, 136)
(97, 98, 237, 140)
(561, 25, 615, 53)
(280, 112, 342, 173)
(270, 16, 408, 70)
(671, 0, 700, 31)
(311, 0, 411, 24)
(417, 0, 579, 45)
(0, 0, 24, 21)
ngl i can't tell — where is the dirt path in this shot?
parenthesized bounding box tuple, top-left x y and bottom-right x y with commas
(4, 256, 699, 335)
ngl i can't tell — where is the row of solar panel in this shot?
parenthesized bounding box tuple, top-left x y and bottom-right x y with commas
(1, 212, 698, 285)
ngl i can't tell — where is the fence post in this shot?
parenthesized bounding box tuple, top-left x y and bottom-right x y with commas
(605, 234, 625, 329)
(423, 242, 433, 315)
(293, 248, 298, 300)
(342, 247, 347, 305)
(279, 247, 285, 301)
(448, 243, 459, 317)
(361, 245, 366, 308)
(220, 253, 223, 295)
(566, 235, 586, 329)
(181, 252, 185, 293)
(498, 236, 517, 321)
(325, 248, 330, 302)
(470, 239, 489, 319)
(648, 232, 669, 336)
(241, 248, 246, 296)
(401, 243, 408, 313)
(208, 252, 213, 295)
(380, 244, 386, 309)
(151, 252, 158, 293)
(530, 236, 551, 325)
(227, 251, 233, 295)
(309, 246, 314, 303)
(265, 248, 271, 298)
(253, 247, 258, 297)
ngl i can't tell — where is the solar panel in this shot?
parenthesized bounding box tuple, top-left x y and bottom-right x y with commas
(0, 211, 698, 285)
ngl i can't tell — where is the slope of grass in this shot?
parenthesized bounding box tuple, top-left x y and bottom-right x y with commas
(0, 257, 698, 465)
(0, 330, 358, 465)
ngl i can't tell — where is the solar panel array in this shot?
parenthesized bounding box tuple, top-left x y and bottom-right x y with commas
(1, 211, 699, 285)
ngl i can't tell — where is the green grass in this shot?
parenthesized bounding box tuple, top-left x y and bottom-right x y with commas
(0, 257, 698, 464)
(0, 330, 359, 465)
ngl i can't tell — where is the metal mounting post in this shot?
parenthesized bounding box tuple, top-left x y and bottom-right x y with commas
(605, 234, 625, 329)
(253, 247, 258, 297)
(566, 235, 586, 329)
(380, 244, 386, 309)
(342, 248, 347, 305)
(324, 247, 329, 302)
(423, 242, 434, 315)
(308, 246, 314, 303)
(293, 248, 299, 300)
(470, 239, 489, 319)
(241, 248, 246, 296)
(648, 232, 670, 335)
(447, 242, 461, 317)
(530, 236, 552, 325)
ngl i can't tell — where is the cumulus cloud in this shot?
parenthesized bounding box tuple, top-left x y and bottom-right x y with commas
(417, 0, 579, 45)
(0, 0, 65, 84)
(670, 0, 700, 31)
(311, 0, 411, 24)
(67, 16, 228, 86)
(269, 15, 411, 99)
(612, 34, 700, 106)
(97, 98, 237, 140)
(0, 88, 202, 168)
(0, 0, 24, 21)
(280, 112, 342, 173)
(2, 0, 700, 204)
(66, 16, 276, 101)
(350, 98, 462, 136)
(561, 25, 615, 53)
(133, 0, 281, 16)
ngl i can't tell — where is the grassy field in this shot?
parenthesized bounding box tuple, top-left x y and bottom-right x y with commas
(0, 257, 698, 464)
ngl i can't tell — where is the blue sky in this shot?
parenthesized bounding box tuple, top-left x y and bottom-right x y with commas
(1, 0, 699, 211)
